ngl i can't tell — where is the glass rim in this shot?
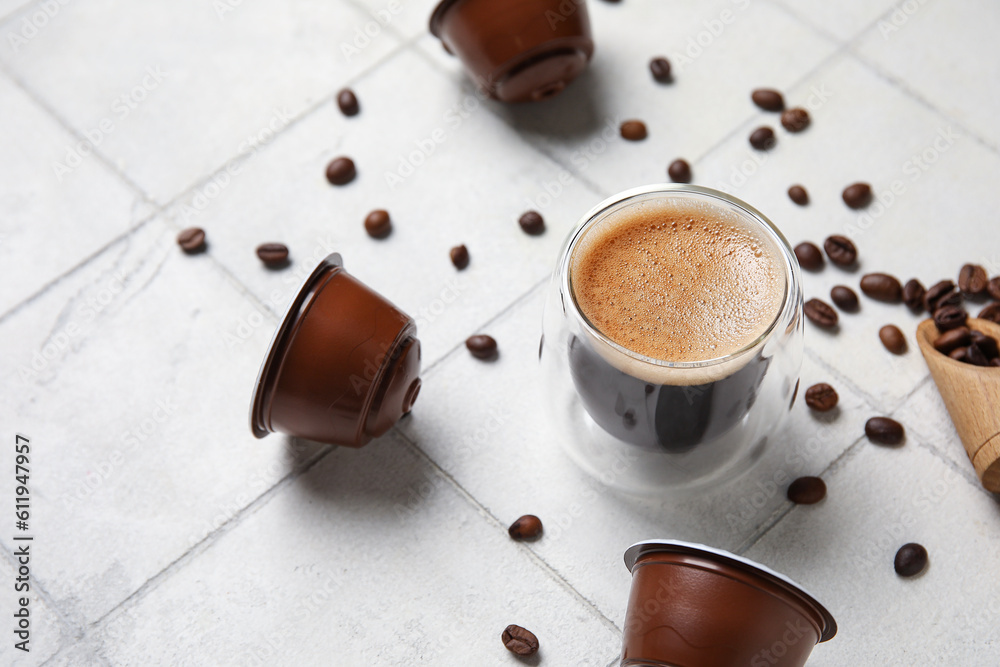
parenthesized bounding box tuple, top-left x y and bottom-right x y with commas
(562, 184, 798, 370)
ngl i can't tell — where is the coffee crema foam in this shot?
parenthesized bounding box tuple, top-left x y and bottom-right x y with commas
(571, 200, 785, 364)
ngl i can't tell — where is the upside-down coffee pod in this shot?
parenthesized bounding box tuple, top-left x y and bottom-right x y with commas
(430, 0, 595, 103)
(622, 540, 837, 667)
(250, 253, 421, 447)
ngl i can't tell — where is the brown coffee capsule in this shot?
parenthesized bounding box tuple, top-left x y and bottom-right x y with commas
(250, 253, 422, 447)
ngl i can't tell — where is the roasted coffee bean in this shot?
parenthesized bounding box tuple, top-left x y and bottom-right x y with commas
(621, 120, 648, 141)
(879, 325, 907, 354)
(979, 302, 1000, 324)
(781, 107, 810, 132)
(988, 276, 1000, 301)
(787, 476, 826, 504)
(364, 209, 392, 239)
(668, 158, 692, 183)
(933, 326, 972, 354)
(256, 242, 289, 267)
(177, 227, 206, 253)
(966, 343, 990, 366)
(804, 383, 838, 411)
(751, 88, 785, 111)
(749, 126, 776, 150)
(518, 210, 545, 235)
(508, 515, 543, 540)
(450, 244, 469, 270)
(842, 182, 872, 209)
(860, 273, 903, 302)
(824, 235, 858, 266)
(788, 185, 809, 206)
(936, 290, 963, 312)
(794, 242, 824, 271)
(830, 285, 859, 312)
(865, 417, 905, 446)
(325, 156, 356, 185)
(649, 57, 672, 82)
(923, 280, 955, 312)
(466, 334, 498, 359)
(933, 305, 968, 331)
(949, 347, 968, 362)
(902, 279, 925, 311)
(337, 88, 359, 116)
(501, 625, 539, 656)
(958, 263, 988, 296)
(894, 543, 928, 577)
(971, 331, 999, 359)
(804, 298, 838, 328)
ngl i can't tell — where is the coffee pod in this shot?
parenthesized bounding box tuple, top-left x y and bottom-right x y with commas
(916, 317, 1000, 492)
(250, 253, 421, 447)
(622, 540, 837, 667)
(430, 0, 595, 103)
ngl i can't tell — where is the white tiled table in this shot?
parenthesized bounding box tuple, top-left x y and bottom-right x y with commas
(1, 1, 998, 665)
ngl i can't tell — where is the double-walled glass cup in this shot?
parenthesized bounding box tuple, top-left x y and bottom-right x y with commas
(540, 185, 803, 493)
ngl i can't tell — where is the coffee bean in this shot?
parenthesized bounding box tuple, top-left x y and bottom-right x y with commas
(933, 326, 971, 354)
(860, 273, 903, 302)
(256, 242, 289, 267)
(958, 263, 988, 296)
(787, 476, 826, 504)
(971, 330, 1000, 359)
(336, 88, 359, 116)
(788, 185, 809, 206)
(518, 210, 545, 235)
(804, 383, 838, 411)
(177, 227, 206, 253)
(804, 298, 838, 328)
(933, 304, 968, 332)
(364, 209, 392, 239)
(781, 107, 810, 132)
(923, 280, 956, 312)
(842, 182, 872, 209)
(508, 515, 543, 540)
(621, 120, 648, 141)
(749, 126, 776, 150)
(501, 625, 539, 657)
(668, 159, 692, 183)
(894, 543, 928, 577)
(879, 325, 907, 354)
(450, 244, 469, 270)
(823, 235, 858, 267)
(865, 417, 905, 446)
(988, 276, 1000, 301)
(966, 343, 990, 366)
(649, 57, 672, 82)
(466, 334, 498, 360)
(325, 156, 356, 185)
(794, 242, 824, 271)
(830, 285, 859, 312)
(949, 347, 968, 362)
(978, 302, 1000, 324)
(751, 88, 784, 111)
(902, 279, 925, 312)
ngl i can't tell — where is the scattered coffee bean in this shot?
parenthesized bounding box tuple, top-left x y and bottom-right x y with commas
(824, 235, 858, 267)
(256, 242, 289, 267)
(949, 347, 968, 362)
(933, 326, 971, 354)
(842, 182, 872, 209)
(749, 126, 776, 150)
(325, 156, 356, 185)
(668, 158, 692, 183)
(787, 476, 826, 504)
(804, 383, 838, 411)
(902, 279, 925, 312)
(450, 244, 469, 270)
(978, 302, 1000, 324)
(794, 242, 824, 271)
(865, 417, 905, 446)
(958, 263, 988, 296)
(649, 57, 672, 83)
(466, 334, 498, 359)
(879, 325, 907, 354)
(518, 210, 545, 235)
(508, 515, 543, 540)
(336, 88, 359, 116)
(937, 290, 964, 312)
(988, 276, 1000, 301)
(364, 209, 392, 239)
(966, 343, 990, 366)
(933, 304, 968, 331)
(830, 285, 859, 312)
(501, 625, 539, 657)
(788, 185, 809, 206)
(804, 298, 838, 328)
(621, 120, 648, 141)
(894, 543, 928, 577)
(923, 280, 956, 313)
(751, 88, 784, 111)
(971, 330, 1000, 359)
(781, 107, 810, 132)
(177, 227, 206, 253)
(860, 273, 903, 302)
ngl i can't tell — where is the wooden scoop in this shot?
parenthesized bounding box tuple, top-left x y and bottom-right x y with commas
(916, 318, 1000, 492)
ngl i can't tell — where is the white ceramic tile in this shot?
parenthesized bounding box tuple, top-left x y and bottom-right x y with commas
(745, 440, 1000, 664)
(894, 378, 982, 481)
(87, 433, 621, 666)
(768, 0, 898, 43)
(0, 550, 66, 665)
(0, 0, 404, 203)
(0, 0, 31, 23)
(350, 0, 437, 41)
